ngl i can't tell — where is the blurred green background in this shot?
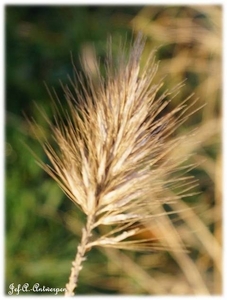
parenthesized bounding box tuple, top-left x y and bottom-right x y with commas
(6, 5, 221, 295)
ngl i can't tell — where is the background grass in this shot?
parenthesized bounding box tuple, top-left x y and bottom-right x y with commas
(6, 5, 221, 295)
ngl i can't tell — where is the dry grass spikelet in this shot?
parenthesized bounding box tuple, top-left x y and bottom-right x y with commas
(31, 33, 201, 296)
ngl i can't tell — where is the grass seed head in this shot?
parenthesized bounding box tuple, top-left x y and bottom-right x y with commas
(34, 33, 198, 251)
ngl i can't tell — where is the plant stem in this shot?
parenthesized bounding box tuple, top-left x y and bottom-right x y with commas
(65, 214, 94, 296)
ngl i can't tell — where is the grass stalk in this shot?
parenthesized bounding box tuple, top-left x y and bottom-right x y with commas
(65, 214, 94, 296)
(31, 33, 205, 295)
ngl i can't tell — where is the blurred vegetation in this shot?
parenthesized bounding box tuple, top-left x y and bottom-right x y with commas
(6, 5, 221, 295)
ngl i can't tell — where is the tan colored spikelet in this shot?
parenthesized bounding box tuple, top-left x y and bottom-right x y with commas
(32, 33, 200, 296)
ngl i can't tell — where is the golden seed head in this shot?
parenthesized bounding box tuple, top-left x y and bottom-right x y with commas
(33, 33, 198, 251)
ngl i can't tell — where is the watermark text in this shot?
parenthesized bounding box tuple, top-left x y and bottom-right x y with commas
(8, 283, 66, 295)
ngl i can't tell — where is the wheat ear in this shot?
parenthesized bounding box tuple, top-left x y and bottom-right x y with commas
(32, 33, 199, 295)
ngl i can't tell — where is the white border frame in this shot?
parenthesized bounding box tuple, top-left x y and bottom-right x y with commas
(1, 1, 225, 299)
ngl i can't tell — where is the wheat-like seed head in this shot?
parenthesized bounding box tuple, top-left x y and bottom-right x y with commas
(33, 33, 199, 251)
